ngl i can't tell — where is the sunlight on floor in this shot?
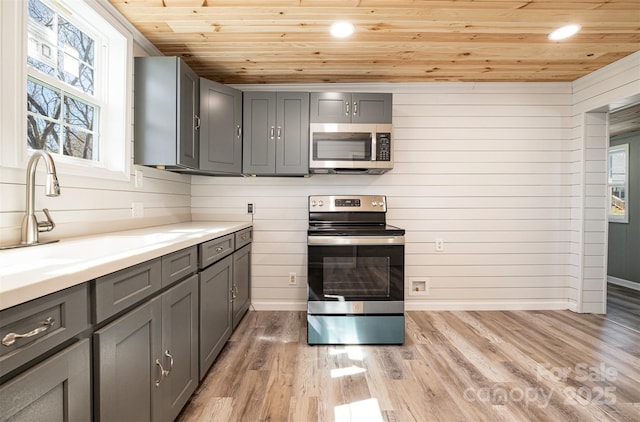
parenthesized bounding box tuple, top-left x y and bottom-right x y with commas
(330, 365, 367, 378)
(334, 398, 384, 422)
(328, 345, 364, 361)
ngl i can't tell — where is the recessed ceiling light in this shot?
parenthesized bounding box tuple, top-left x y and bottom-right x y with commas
(548, 24, 582, 41)
(330, 21, 355, 38)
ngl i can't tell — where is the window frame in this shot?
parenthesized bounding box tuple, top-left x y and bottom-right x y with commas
(1, 0, 133, 181)
(607, 143, 629, 223)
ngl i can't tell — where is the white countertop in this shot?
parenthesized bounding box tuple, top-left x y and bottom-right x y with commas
(0, 221, 251, 311)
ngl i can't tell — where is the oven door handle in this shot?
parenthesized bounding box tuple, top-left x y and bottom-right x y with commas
(308, 235, 404, 245)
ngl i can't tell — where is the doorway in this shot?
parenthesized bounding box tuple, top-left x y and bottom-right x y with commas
(606, 103, 640, 332)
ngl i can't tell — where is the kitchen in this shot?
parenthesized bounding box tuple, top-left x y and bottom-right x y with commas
(1, 0, 640, 420)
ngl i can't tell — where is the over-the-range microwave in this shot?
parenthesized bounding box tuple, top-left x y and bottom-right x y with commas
(309, 123, 393, 175)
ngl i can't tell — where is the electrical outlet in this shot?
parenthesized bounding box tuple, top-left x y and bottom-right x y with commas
(132, 202, 144, 218)
(247, 203, 254, 214)
(435, 238, 444, 252)
(409, 278, 430, 296)
(134, 170, 143, 188)
(289, 272, 297, 285)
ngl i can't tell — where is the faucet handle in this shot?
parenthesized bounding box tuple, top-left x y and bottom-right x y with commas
(37, 208, 56, 232)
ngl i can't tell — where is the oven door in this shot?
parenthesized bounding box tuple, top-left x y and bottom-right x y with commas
(307, 235, 404, 314)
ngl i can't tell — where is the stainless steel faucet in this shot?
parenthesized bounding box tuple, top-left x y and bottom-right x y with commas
(21, 150, 61, 245)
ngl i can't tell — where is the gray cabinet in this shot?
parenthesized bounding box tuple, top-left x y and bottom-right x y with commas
(94, 274, 199, 422)
(310, 92, 392, 124)
(0, 339, 91, 422)
(198, 255, 233, 380)
(232, 244, 251, 330)
(242, 91, 309, 175)
(199, 79, 243, 174)
(0, 284, 89, 380)
(134, 56, 200, 170)
(160, 274, 199, 422)
(94, 296, 161, 422)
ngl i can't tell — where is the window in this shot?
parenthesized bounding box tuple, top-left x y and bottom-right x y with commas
(608, 144, 629, 223)
(27, 0, 99, 161)
(0, 0, 132, 180)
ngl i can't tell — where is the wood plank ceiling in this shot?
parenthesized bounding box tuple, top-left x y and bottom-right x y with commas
(107, 0, 640, 84)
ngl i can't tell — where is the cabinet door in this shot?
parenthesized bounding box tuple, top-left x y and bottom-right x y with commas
(232, 244, 251, 330)
(161, 274, 199, 422)
(243, 92, 277, 174)
(177, 60, 200, 168)
(199, 255, 233, 380)
(94, 297, 162, 422)
(276, 92, 309, 175)
(309, 92, 351, 123)
(0, 340, 91, 422)
(351, 93, 392, 124)
(200, 79, 242, 173)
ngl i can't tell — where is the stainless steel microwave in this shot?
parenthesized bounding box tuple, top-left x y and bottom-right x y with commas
(309, 123, 393, 174)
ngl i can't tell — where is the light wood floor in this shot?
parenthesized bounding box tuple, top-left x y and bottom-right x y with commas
(607, 283, 640, 333)
(178, 310, 640, 422)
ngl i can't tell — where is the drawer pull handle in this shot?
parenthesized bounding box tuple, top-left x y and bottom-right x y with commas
(215, 246, 224, 252)
(164, 350, 174, 376)
(155, 358, 169, 387)
(2, 317, 55, 346)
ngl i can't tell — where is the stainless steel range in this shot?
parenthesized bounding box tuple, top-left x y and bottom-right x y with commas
(306, 195, 405, 345)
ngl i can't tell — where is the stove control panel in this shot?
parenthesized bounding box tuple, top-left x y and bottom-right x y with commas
(309, 195, 386, 212)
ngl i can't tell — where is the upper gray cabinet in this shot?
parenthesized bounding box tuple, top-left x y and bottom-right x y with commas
(243, 92, 310, 176)
(134, 56, 200, 170)
(310, 92, 392, 124)
(199, 79, 243, 174)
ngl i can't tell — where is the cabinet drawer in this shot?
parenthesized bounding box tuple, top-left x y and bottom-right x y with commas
(235, 228, 252, 249)
(94, 258, 162, 323)
(0, 284, 89, 379)
(199, 234, 234, 269)
(161, 246, 197, 287)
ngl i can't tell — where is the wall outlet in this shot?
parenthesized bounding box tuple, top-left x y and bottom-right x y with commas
(132, 202, 144, 218)
(435, 238, 444, 252)
(289, 272, 297, 285)
(247, 203, 254, 214)
(134, 170, 143, 188)
(409, 278, 430, 296)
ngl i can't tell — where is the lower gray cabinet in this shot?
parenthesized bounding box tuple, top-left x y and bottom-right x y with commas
(232, 244, 251, 330)
(160, 274, 199, 422)
(94, 274, 199, 422)
(0, 339, 91, 422)
(199, 255, 233, 380)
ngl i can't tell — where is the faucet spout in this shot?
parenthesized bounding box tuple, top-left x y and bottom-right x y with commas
(21, 151, 61, 245)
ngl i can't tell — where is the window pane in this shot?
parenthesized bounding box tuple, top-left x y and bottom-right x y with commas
(64, 96, 94, 129)
(64, 127, 96, 160)
(27, 0, 57, 74)
(609, 150, 626, 184)
(27, 116, 60, 153)
(610, 187, 626, 216)
(27, 79, 61, 119)
(59, 17, 94, 94)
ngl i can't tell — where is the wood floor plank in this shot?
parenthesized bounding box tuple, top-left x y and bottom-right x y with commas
(176, 310, 640, 422)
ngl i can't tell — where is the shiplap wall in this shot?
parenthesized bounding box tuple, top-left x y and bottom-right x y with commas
(571, 51, 640, 313)
(193, 82, 577, 311)
(0, 41, 191, 246)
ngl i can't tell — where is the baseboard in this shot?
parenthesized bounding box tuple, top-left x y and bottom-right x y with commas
(252, 300, 574, 312)
(608, 276, 640, 292)
(252, 301, 307, 311)
(405, 300, 574, 312)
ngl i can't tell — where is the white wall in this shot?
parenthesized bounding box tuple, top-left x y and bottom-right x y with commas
(193, 82, 578, 311)
(570, 51, 640, 313)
